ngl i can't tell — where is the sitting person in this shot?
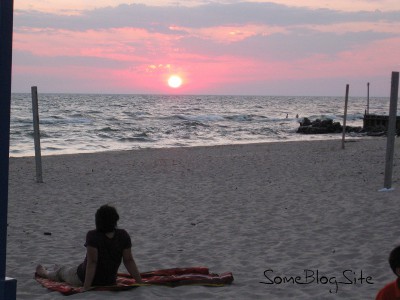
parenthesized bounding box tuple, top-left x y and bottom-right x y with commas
(376, 245, 400, 299)
(36, 204, 142, 291)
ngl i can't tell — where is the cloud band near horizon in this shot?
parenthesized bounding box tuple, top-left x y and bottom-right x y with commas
(12, 1, 400, 96)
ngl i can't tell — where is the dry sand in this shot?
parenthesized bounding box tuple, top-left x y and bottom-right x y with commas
(6, 137, 400, 299)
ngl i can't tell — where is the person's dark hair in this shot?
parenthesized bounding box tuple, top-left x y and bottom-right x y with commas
(95, 204, 119, 233)
(389, 245, 400, 276)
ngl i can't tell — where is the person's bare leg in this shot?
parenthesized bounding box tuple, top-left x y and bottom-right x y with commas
(36, 264, 62, 281)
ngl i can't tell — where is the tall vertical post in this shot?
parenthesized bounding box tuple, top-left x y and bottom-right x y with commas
(31, 87, 43, 183)
(341, 84, 349, 149)
(0, 0, 18, 299)
(367, 82, 370, 115)
(383, 72, 399, 190)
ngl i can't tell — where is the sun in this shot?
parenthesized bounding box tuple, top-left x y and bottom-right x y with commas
(168, 75, 183, 88)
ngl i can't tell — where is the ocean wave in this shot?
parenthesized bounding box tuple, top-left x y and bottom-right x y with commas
(123, 111, 151, 118)
(307, 114, 338, 121)
(98, 127, 119, 132)
(12, 117, 32, 124)
(118, 132, 153, 143)
(10, 93, 392, 157)
(225, 114, 268, 122)
(181, 121, 210, 128)
(306, 113, 364, 122)
(176, 114, 225, 122)
(40, 117, 92, 125)
(44, 146, 64, 151)
(340, 113, 364, 121)
(85, 110, 102, 114)
(25, 131, 52, 138)
(225, 114, 254, 121)
(97, 133, 114, 139)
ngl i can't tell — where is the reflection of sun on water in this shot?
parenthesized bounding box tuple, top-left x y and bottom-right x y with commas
(168, 75, 183, 88)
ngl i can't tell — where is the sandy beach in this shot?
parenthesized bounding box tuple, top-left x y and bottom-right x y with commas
(6, 137, 400, 299)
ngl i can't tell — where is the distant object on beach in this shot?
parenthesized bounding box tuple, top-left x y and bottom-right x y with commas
(298, 115, 400, 136)
(297, 118, 362, 135)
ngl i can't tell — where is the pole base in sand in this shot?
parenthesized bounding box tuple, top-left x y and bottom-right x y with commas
(0, 277, 17, 300)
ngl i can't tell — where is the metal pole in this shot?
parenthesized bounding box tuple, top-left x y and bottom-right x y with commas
(31, 87, 43, 183)
(341, 84, 349, 149)
(367, 82, 370, 115)
(0, 0, 17, 298)
(383, 72, 399, 190)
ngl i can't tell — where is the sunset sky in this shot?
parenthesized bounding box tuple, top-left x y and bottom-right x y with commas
(11, 0, 400, 96)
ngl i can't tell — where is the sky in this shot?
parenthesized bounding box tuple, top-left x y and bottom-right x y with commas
(11, 0, 400, 96)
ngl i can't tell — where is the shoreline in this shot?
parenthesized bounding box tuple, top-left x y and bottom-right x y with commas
(9, 134, 374, 159)
(7, 137, 400, 299)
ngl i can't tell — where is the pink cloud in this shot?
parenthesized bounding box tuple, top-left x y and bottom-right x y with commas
(14, 27, 173, 62)
(169, 24, 288, 44)
(12, 2, 400, 96)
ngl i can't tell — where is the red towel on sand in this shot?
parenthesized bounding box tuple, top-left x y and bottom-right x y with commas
(35, 267, 234, 296)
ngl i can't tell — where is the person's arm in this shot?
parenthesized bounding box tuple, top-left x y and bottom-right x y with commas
(123, 248, 142, 283)
(83, 246, 98, 291)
